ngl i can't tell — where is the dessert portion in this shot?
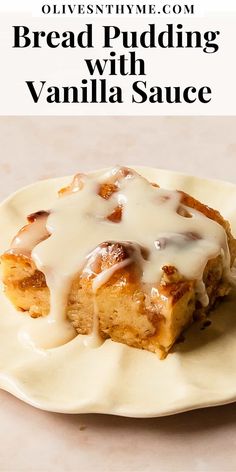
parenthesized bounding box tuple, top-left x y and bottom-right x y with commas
(1, 167, 236, 358)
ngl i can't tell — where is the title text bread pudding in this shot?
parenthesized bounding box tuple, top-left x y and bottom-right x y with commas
(1, 167, 236, 358)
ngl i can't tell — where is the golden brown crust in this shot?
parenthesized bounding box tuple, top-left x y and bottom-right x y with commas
(27, 210, 49, 223)
(179, 190, 236, 263)
(1, 169, 236, 357)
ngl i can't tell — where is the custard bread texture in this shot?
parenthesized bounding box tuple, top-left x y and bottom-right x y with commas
(1, 168, 236, 358)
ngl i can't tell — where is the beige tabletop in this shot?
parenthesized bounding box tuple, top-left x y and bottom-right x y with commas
(0, 116, 236, 472)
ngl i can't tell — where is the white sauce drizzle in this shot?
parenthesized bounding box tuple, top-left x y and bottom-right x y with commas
(92, 258, 132, 292)
(11, 168, 231, 349)
(9, 212, 49, 257)
(81, 258, 133, 349)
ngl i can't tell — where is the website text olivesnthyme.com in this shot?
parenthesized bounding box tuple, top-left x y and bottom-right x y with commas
(41, 3, 195, 16)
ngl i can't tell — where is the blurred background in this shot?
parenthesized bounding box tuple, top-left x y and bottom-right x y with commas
(0, 116, 235, 200)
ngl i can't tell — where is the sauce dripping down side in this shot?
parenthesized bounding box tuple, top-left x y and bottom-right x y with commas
(11, 167, 232, 349)
(9, 211, 50, 257)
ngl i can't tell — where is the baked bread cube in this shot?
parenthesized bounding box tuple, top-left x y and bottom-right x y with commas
(1, 167, 236, 358)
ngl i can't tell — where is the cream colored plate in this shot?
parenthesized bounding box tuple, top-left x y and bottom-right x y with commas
(0, 167, 236, 417)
